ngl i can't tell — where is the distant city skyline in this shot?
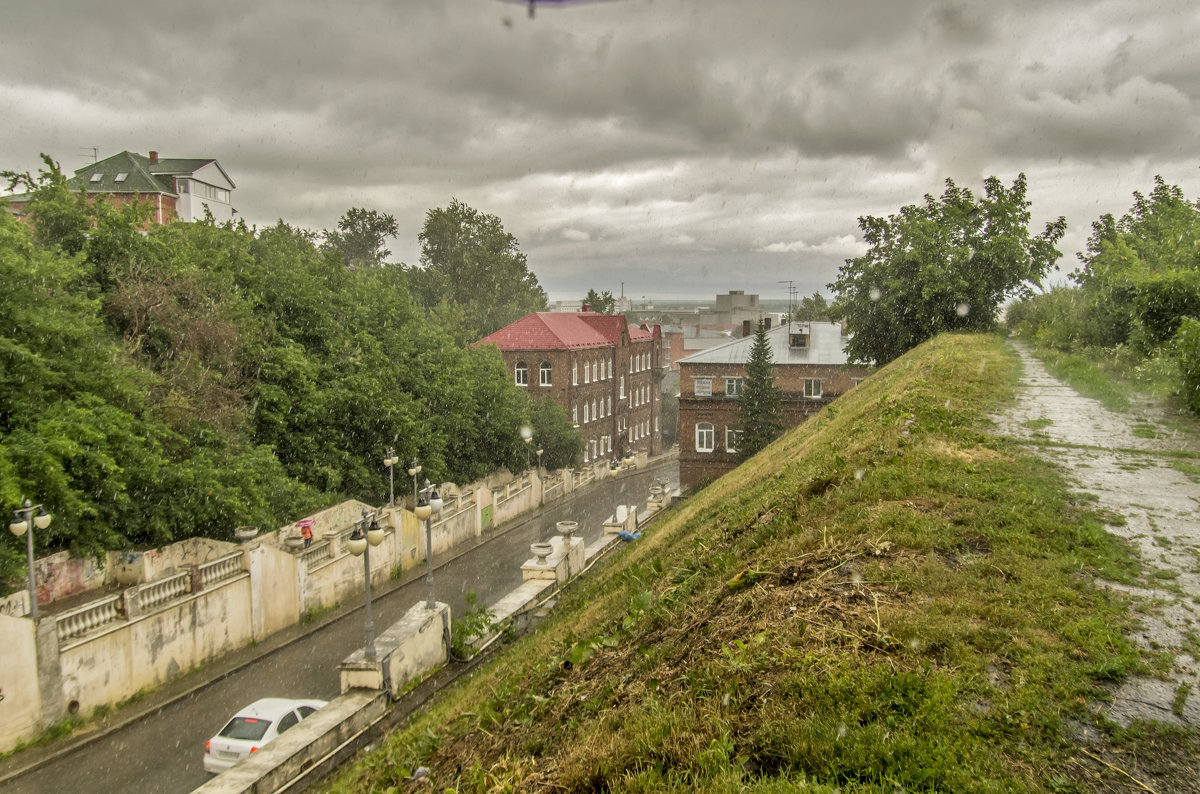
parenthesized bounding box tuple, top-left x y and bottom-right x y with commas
(3, 1, 1197, 298)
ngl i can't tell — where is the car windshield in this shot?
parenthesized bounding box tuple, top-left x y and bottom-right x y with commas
(219, 716, 271, 741)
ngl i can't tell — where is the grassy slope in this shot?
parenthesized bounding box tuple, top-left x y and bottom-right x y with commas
(322, 334, 1154, 793)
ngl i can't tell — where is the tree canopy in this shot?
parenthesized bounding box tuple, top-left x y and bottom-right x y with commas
(0, 163, 576, 589)
(583, 288, 616, 314)
(830, 174, 1066, 365)
(736, 321, 783, 461)
(410, 199, 547, 342)
(321, 207, 398, 269)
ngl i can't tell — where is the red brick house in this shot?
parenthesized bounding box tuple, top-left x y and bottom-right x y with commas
(477, 311, 663, 464)
(678, 320, 869, 489)
(4, 150, 236, 225)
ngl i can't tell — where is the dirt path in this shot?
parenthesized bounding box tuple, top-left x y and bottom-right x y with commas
(994, 341, 1200, 727)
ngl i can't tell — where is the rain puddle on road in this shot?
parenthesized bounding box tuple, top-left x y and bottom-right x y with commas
(994, 341, 1200, 726)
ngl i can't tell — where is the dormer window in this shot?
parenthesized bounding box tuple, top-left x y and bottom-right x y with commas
(789, 332, 809, 349)
(89, 173, 103, 183)
(114, 173, 128, 183)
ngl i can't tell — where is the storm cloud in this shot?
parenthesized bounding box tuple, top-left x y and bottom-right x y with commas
(2, 0, 1197, 300)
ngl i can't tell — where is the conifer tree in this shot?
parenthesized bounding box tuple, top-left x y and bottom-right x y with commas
(736, 320, 783, 461)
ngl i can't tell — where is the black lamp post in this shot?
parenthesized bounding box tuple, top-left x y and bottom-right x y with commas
(346, 508, 385, 661)
(8, 500, 50, 621)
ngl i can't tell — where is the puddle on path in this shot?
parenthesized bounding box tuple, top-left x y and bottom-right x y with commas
(994, 341, 1200, 727)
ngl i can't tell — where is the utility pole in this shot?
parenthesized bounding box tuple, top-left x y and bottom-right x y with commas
(777, 280, 797, 324)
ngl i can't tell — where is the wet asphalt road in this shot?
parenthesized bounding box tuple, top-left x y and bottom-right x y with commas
(6, 462, 677, 794)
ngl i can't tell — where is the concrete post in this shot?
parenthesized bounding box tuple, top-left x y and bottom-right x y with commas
(35, 618, 66, 728)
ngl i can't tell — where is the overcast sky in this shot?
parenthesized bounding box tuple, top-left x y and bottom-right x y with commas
(3, 0, 1197, 301)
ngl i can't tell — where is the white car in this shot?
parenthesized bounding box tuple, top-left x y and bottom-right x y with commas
(203, 697, 327, 774)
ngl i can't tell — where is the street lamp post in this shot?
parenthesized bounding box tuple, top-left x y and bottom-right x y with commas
(536, 446, 544, 505)
(608, 458, 622, 524)
(520, 425, 532, 471)
(416, 479, 443, 609)
(407, 458, 422, 510)
(347, 508, 385, 661)
(384, 448, 399, 508)
(8, 500, 51, 621)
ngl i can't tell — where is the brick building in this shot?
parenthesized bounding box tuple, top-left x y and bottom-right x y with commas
(678, 320, 869, 489)
(4, 150, 236, 225)
(477, 311, 663, 464)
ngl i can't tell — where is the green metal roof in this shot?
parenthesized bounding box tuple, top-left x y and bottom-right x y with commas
(68, 151, 234, 195)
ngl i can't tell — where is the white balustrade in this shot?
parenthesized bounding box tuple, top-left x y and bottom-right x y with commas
(197, 551, 244, 587)
(56, 594, 121, 644)
(299, 540, 333, 567)
(138, 571, 191, 611)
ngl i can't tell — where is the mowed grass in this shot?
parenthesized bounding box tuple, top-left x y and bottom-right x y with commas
(319, 334, 1149, 793)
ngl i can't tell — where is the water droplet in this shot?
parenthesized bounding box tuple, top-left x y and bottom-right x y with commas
(854, 469, 865, 481)
(837, 722, 848, 739)
(956, 302, 970, 317)
(869, 287, 882, 302)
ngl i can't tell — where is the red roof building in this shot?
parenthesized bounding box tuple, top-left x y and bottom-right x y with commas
(478, 312, 663, 464)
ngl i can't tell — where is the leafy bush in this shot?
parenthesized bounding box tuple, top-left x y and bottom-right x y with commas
(1175, 317, 1200, 413)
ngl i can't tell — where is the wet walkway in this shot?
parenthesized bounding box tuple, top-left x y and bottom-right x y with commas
(994, 341, 1200, 725)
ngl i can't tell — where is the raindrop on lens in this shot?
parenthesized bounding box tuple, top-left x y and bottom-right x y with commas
(869, 287, 882, 302)
(854, 469, 865, 481)
(956, 302, 970, 317)
(837, 722, 848, 739)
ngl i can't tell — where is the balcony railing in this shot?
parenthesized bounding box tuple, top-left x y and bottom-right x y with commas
(56, 594, 122, 644)
(138, 571, 190, 612)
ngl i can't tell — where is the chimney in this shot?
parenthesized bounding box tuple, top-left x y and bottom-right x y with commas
(742, 319, 751, 337)
(149, 150, 159, 164)
(582, 303, 591, 313)
(764, 317, 772, 330)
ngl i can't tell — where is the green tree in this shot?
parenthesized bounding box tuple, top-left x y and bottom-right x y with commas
(830, 174, 1066, 365)
(528, 396, 584, 470)
(322, 207, 399, 269)
(736, 321, 783, 461)
(1070, 177, 1200, 348)
(2, 154, 93, 256)
(411, 199, 547, 340)
(583, 288, 616, 314)
(793, 292, 830, 322)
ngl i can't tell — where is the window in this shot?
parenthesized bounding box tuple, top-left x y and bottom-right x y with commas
(620, 376, 625, 398)
(693, 378, 713, 397)
(789, 332, 809, 349)
(583, 402, 589, 423)
(607, 395, 612, 415)
(725, 378, 743, 397)
(696, 422, 714, 452)
(89, 173, 103, 183)
(515, 361, 528, 386)
(726, 427, 743, 453)
(572, 404, 578, 425)
(540, 361, 552, 386)
(572, 362, 578, 385)
(277, 711, 300, 735)
(804, 378, 823, 398)
(584, 361, 590, 384)
(114, 172, 128, 182)
(592, 399, 598, 422)
(177, 178, 190, 194)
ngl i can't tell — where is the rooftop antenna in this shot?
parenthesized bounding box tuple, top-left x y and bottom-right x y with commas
(777, 280, 797, 324)
(79, 146, 98, 164)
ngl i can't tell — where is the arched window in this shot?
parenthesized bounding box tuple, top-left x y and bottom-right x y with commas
(514, 361, 528, 386)
(696, 422, 714, 452)
(540, 361, 552, 386)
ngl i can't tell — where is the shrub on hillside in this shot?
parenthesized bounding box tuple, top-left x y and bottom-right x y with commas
(1175, 317, 1200, 413)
